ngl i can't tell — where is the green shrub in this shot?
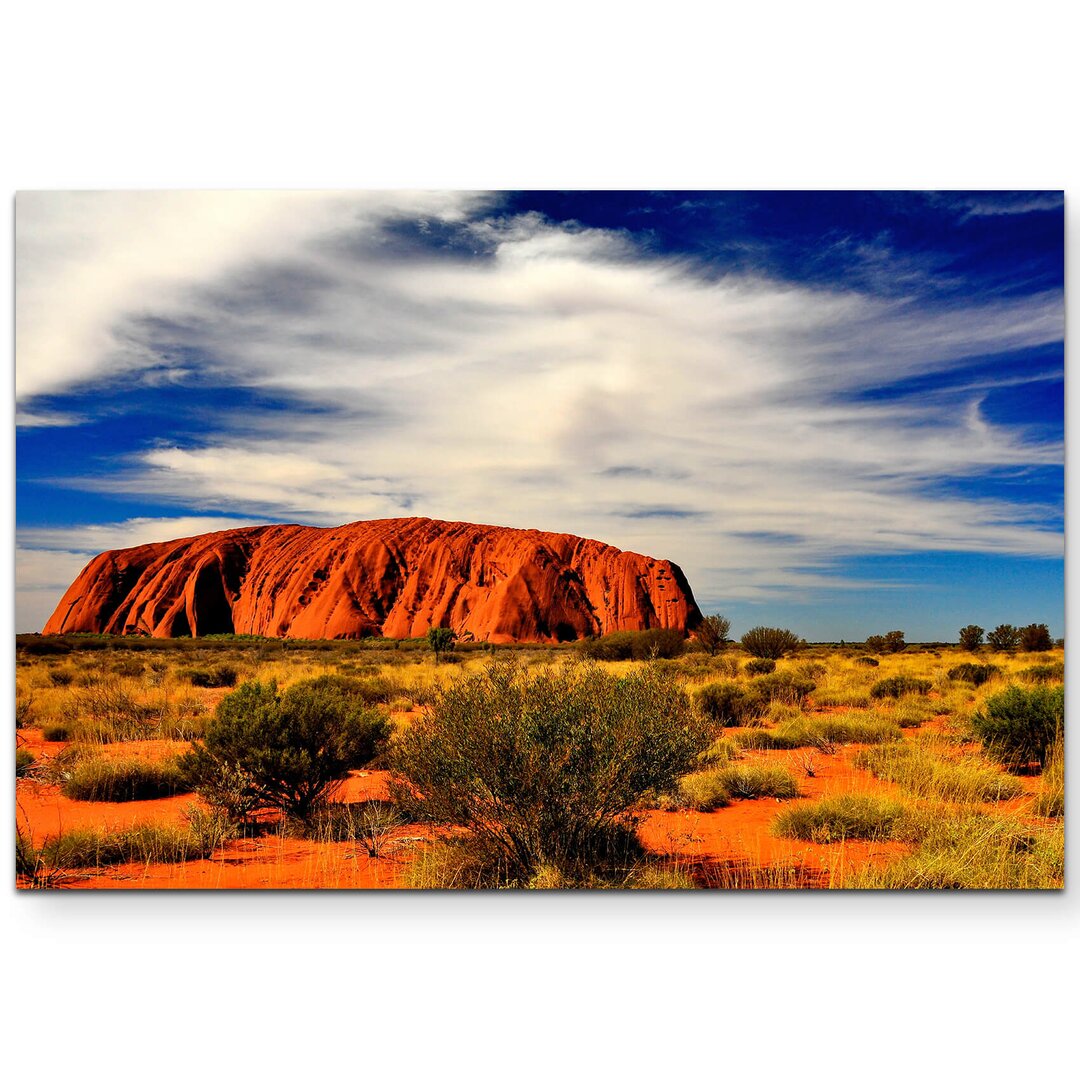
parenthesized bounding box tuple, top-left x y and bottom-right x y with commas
(971, 686, 1063, 769)
(744, 657, 776, 676)
(41, 721, 73, 742)
(695, 681, 764, 725)
(740, 626, 801, 659)
(1020, 662, 1064, 684)
(181, 677, 391, 821)
(695, 737, 741, 766)
(677, 770, 732, 811)
(753, 671, 815, 706)
(947, 663, 1000, 686)
(16, 748, 35, 777)
(578, 629, 686, 661)
(854, 656, 880, 667)
(389, 660, 707, 885)
(958, 624, 984, 650)
(870, 675, 932, 699)
(179, 664, 239, 688)
(772, 794, 906, 843)
(62, 755, 190, 801)
(296, 673, 401, 706)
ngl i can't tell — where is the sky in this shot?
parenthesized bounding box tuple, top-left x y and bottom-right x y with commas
(14, 190, 1064, 640)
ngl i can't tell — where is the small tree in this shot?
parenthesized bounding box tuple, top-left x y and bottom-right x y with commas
(864, 635, 887, 652)
(426, 626, 457, 664)
(1019, 623, 1053, 652)
(696, 614, 731, 656)
(959, 625, 984, 650)
(740, 626, 801, 659)
(389, 660, 708, 884)
(987, 624, 1021, 652)
(883, 630, 906, 653)
(181, 678, 391, 821)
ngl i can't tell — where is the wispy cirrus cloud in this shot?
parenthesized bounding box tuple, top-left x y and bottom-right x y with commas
(15, 192, 1064, 631)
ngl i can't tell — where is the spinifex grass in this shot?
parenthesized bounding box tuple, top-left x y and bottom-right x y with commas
(844, 809, 1063, 889)
(678, 764, 799, 810)
(772, 794, 907, 843)
(853, 742, 1024, 803)
(733, 712, 902, 750)
(61, 754, 191, 801)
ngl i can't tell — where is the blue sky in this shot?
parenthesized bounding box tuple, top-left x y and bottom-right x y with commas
(15, 190, 1064, 639)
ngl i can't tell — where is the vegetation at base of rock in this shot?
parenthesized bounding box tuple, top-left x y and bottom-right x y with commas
(578, 628, 686, 661)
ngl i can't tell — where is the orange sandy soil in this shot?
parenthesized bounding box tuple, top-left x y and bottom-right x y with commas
(16, 711, 1032, 890)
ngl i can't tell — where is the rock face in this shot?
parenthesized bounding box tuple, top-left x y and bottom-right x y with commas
(42, 517, 701, 643)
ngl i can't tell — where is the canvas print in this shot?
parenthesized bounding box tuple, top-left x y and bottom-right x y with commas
(14, 190, 1064, 890)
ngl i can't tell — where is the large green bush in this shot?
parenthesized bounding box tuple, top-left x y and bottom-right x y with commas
(695, 681, 763, 725)
(740, 626, 801, 659)
(971, 686, 1064, 769)
(181, 678, 391, 820)
(389, 660, 707, 885)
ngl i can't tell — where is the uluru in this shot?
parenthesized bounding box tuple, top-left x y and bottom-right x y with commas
(42, 517, 702, 644)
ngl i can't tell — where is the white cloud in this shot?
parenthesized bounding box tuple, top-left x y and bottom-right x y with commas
(15, 194, 1065, 630)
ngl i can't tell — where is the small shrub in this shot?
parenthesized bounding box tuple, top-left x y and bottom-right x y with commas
(49, 669, 75, 687)
(179, 664, 239, 688)
(947, 663, 1000, 686)
(744, 657, 776, 676)
(578, 629, 686, 661)
(1020, 662, 1064, 684)
(772, 794, 906, 843)
(695, 737, 741, 766)
(677, 770, 732, 811)
(62, 756, 190, 801)
(181, 677, 392, 821)
(796, 661, 827, 679)
(870, 675, 932, 700)
(971, 686, 1063, 769)
(695, 681, 764, 726)
(16, 748, 36, 777)
(711, 764, 799, 801)
(740, 627, 801, 659)
(753, 671, 815, 706)
(854, 656, 880, 667)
